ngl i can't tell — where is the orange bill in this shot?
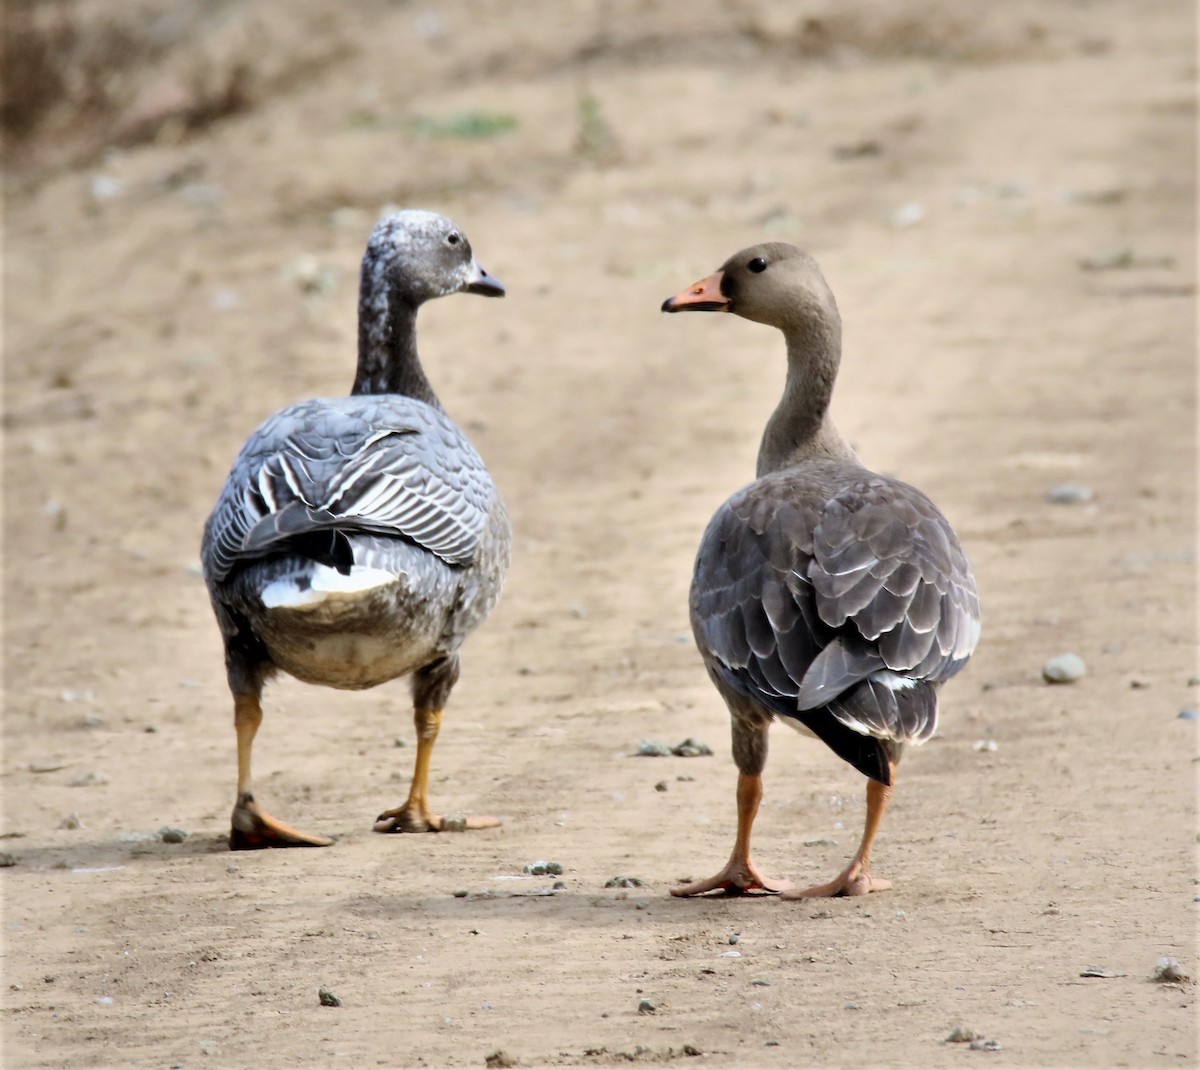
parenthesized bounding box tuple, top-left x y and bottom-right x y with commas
(661, 271, 729, 312)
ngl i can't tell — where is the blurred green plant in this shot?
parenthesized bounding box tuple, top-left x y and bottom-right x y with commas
(574, 91, 620, 165)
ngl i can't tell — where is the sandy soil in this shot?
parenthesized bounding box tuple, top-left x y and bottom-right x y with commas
(3, 1, 1196, 1067)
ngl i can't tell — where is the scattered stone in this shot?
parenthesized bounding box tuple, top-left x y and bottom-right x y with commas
(159, 827, 188, 844)
(94, 995, 114, 1005)
(524, 861, 564, 876)
(0, 854, 16, 867)
(1046, 482, 1095, 504)
(605, 876, 644, 888)
(1080, 967, 1127, 978)
(68, 771, 109, 788)
(553, 880, 566, 890)
(318, 986, 342, 1007)
(485, 1051, 518, 1069)
(672, 738, 713, 757)
(29, 762, 68, 774)
(58, 813, 83, 830)
(969, 1039, 1003, 1052)
(972, 739, 999, 752)
(843, 1001, 860, 1010)
(1151, 957, 1191, 983)
(1187, 676, 1200, 687)
(654, 780, 669, 792)
(1042, 654, 1086, 684)
(728, 933, 740, 945)
(1126, 676, 1151, 689)
(1177, 708, 1199, 722)
(833, 139, 883, 160)
(946, 1026, 981, 1043)
(636, 740, 672, 757)
(891, 201, 926, 228)
(453, 889, 469, 898)
(719, 950, 742, 958)
(637, 998, 658, 1014)
(394, 737, 407, 748)
(803, 838, 838, 847)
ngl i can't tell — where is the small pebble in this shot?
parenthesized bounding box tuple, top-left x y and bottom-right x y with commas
(1187, 676, 1200, 687)
(637, 998, 657, 1014)
(637, 740, 672, 757)
(58, 812, 83, 830)
(441, 816, 468, 832)
(969, 1039, 1003, 1052)
(552, 880, 566, 890)
(485, 1051, 518, 1069)
(946, 1026, 981, 1043)
(672, 738, 713, 757)
(1177, 708, 1199, 722)
(159, 827, 188, 844)
(751, 979, 772, 986)
(654, 780, 668, 792)
(803, 838, 837, 847)
(972, 739, 998, 752)
(453, 889, 469, 898)
(1079, 966, 1126, 978)
(1046, 482, 1095, 504)
(1152, 957, 1191, 983)
(68, 771, 110, 788)
(524, 861, 563, 876)
(318, 987, 342, 1007)
(765, 1040, 780, 1047)
(1042, 653, 1087, 684)
(719, 950, 742, 958)
(843, 1001, 861, 1010)
(728, 933, 740, 945)
(604, 876, 644, 888)
(0, 854, 14, 867)
(891, 201, 926, 228)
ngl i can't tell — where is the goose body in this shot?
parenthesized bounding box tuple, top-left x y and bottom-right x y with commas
(202, 210, 510, 848)
(663, 242, 979, 897)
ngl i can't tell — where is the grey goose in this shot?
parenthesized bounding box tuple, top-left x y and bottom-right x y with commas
(662, 243, 980, 897)
(202, 210, 509, 848)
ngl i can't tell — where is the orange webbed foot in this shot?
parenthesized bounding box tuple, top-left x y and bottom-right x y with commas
(780, 862, 891, 899)
(229, 793, 333, 850)
(373, 806, 502, 834)
(670, 858, 792, 897)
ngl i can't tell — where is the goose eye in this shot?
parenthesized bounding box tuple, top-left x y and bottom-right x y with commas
(748, 257, 767, 273)
(447, 233, 460, 246)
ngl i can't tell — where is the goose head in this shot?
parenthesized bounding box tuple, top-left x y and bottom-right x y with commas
(363, 210, 505, 307)
(662, 242, 837, 332)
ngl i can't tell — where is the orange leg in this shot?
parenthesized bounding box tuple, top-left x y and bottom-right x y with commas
(229, 693, 333, 850)
(782, 768, 894, 899)
(374, 706, 501, 834)
(670, 772, 793, 896)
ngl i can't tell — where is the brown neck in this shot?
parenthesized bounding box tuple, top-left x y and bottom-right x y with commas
(756, 314, 856, 477)
(351, 281, 440, 405)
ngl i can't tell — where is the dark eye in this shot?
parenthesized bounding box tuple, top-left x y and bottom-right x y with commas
(447, 233, 460, 246)
(748, 257, 767, 273)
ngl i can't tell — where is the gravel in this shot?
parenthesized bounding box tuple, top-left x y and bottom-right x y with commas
(1046, 482, 1095, 504)
(1042, 653, 1087, 683)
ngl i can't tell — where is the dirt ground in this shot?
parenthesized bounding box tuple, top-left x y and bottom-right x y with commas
(3, 1, 1196, 1067)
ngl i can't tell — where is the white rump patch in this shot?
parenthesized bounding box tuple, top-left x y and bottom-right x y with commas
(867, 670, 918, 691)
(261, 565, 396, 609)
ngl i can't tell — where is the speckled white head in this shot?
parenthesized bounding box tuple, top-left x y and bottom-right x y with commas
(362, 210, 504, 306)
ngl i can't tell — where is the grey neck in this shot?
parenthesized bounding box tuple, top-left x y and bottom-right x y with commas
(352, 280, 441, 405)
(756, 316, 856, 477)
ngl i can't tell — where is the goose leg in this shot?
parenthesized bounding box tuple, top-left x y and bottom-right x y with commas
(229, 692, 333, 850)
(782, 766, 894, 898)
(670, 771, 793, 896)
(374, 658, 501, 834)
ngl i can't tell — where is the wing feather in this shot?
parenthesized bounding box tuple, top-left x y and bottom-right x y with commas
(202, 396, 495, 585)
(690, 467, 980, 748)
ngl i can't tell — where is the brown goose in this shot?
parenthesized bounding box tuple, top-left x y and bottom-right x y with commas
(202, 210, 509, 849)
(662, 243, 980, 897)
